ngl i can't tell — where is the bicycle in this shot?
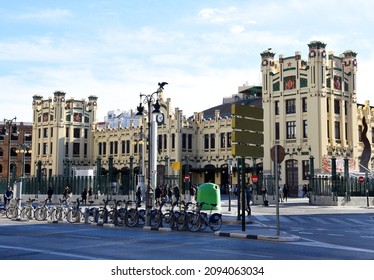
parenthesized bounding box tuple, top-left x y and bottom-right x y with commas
(6, 198, 22, 219)
(94, 198, 112, 224)
(125, 201, 144, 227)
(66, 198, 84, 223)
(20, 198, 36, 220)
(176, 201, 194, 231)
(50, 198, 68, 222)
(161, 201, 180, 229)
(34, 198, 54, 221)
(197, 202, 222, 231)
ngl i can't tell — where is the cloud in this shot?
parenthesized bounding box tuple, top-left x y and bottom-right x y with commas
(14, 9, 72, 21)
(198, 6, 238, 23)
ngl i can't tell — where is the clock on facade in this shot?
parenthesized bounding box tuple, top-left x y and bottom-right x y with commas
(156, 113, 164, 125)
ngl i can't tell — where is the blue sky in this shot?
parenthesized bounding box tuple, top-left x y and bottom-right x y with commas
(1, 0, 374, 122)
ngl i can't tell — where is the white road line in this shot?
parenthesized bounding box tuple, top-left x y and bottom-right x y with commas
(203, 248, 273, 259)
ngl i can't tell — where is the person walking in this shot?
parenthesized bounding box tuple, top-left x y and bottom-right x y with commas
(245, 184, 253, 216)
(283, 184, 289, 202)
(136, 186, 142, 206)
(47, 186, 54, 203)
(88, 187, 93, 202)
(173, 185, 180, 204)
(155, 185, 162, 206)
(81, 188, 87, 204)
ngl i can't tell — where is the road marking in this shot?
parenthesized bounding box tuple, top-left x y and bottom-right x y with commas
(203, 248, 272, 259)
(292, 238, 374, 254)
(0, 245, 108, 260)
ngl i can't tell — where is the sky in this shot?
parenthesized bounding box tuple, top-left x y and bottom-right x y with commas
(1, 0, 374, 123)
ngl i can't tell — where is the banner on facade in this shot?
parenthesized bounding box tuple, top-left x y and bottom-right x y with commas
(321, 156, 356, 173)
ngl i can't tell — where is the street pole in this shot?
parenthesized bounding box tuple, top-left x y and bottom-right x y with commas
(275, 144, 280, 236)
(241, 157, 246, 232)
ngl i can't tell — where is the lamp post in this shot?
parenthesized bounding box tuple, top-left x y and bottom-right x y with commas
(1, 117, 18, 188)
(16, 143, 32, 178)
(135, 82, 167, 226)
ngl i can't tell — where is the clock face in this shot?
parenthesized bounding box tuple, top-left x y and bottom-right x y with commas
(156, 113, 164, 124)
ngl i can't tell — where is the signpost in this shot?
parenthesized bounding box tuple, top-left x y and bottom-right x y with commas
(231, 104, 264, 232)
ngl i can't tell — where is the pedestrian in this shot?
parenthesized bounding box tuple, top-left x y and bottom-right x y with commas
(47, 186, 54, 203)
(245, 185, 252, 216)
(190, 184, 196, 201)
(63, 186, 72, 204)
(302, 184, 308, 198)
(88, 187, 93, 202)
(279, 185, 284, 202)
(155, 185, 162, 206)
(167, 186, 172, 203)
(173, 185, 180, 204)
(136, 186, 142, 206)
(283, 184, 289, 202)
(3, 187, 13, 207)
(261, 184, 267, 204)
(81, 188, 87, 204)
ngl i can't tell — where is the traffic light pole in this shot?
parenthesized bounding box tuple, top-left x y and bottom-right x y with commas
(241, 157, 246, 232)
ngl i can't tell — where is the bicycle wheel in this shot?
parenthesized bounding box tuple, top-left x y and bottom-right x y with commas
(138, 209, 145, 226)
(209, 213, 222, 231)
(125, 209, 139, 227)
(199, 213, 208, 231)
(34, 207, 48, 221)
(88, 207, 96, 223)
(114, 208, 126, 226)
(6, 206, 18, 219)
(66, 208, 80, 223)
(21, 207, 33, 220)
(187, 213, 201, 232)
(96, 209, 107, 223)
(176, 213, 187, 231)
(162, 212, 173, 228)
(150, 210, 162, 228)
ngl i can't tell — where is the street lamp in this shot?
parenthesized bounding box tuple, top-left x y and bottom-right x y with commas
(16, 143, 32, 178)
(1, 117, 18, 187)
(135, 82, 167, 226)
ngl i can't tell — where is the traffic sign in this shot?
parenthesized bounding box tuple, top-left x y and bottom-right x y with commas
(270, 145, 285, 163)
(358, 176, 364, 184)
(184, 175, 190, 182)
(252, 175, 258, 183)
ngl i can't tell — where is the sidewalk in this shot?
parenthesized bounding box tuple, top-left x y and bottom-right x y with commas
(217, 194, 374, 242)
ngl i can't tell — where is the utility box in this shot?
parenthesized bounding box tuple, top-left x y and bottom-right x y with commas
(197, 183, 221, 210)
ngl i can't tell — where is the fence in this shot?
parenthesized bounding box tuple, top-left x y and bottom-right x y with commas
(311, 176, 374, 197)
(0, 174, 134, 199)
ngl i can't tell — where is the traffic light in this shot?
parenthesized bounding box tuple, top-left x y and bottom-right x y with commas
(11, 123, 18, 135)
(1, 126, 6, 135)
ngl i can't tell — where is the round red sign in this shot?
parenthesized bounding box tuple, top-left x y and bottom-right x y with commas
(252, 175, 258, 183)
(358, 176, 364, 184)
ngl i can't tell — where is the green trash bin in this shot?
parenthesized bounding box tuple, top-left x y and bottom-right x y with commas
(197, 183, 221, 210)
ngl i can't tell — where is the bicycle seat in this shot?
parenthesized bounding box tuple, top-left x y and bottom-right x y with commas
(210, 203, 217, 207)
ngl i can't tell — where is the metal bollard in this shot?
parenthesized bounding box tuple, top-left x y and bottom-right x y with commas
(84, 208, 90, 224)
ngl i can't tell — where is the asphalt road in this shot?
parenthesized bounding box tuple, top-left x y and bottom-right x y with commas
(0, 211, 373, 260)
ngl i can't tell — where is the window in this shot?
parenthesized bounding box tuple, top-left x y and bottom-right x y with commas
(74, 128, 80, 138)
(204, 134, 209, 150)
(73, 143, 80, 156)
(171, 133, 175, 149)
(275, 101, 280, 115)
(66, 127, 69, 138)
(50, 142, 53, 154)
(275, 122, 280, 140)
(182, 134, 187, 150)
(220, 133, 226, 148)
(227, 132, 232, 148)
(188, 134, 192, 150)
(84, 129, 88, 139)
(102, 143, 106, 155)
(302, 98, 307, 112)
(65, 143, 69, 156)
(210, 134, 215, 149)
(327, 98, 330, 113)
(164, 135, 167, 150)
(121, 141, 126, 154)
(110, 142, 114, 155)
(286, 99, 296, 114)
(335, 121, 341, 140)
(43, 143, 47, 155)
(302, 160, 310, 180)
(114, 141, 118, 154)
(84, 143, 87, 156)
(286, 121, 296, 139)
(43, 128, 48, 138)
(158, 135, 163, 151)
(303, 120, 308, 138)
(334, 100, 340, 114)
(98, 142, 102, 155)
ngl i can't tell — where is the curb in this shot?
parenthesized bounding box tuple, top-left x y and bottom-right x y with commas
(214, 231, 300, 242)
(143, 226, 172, 232)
